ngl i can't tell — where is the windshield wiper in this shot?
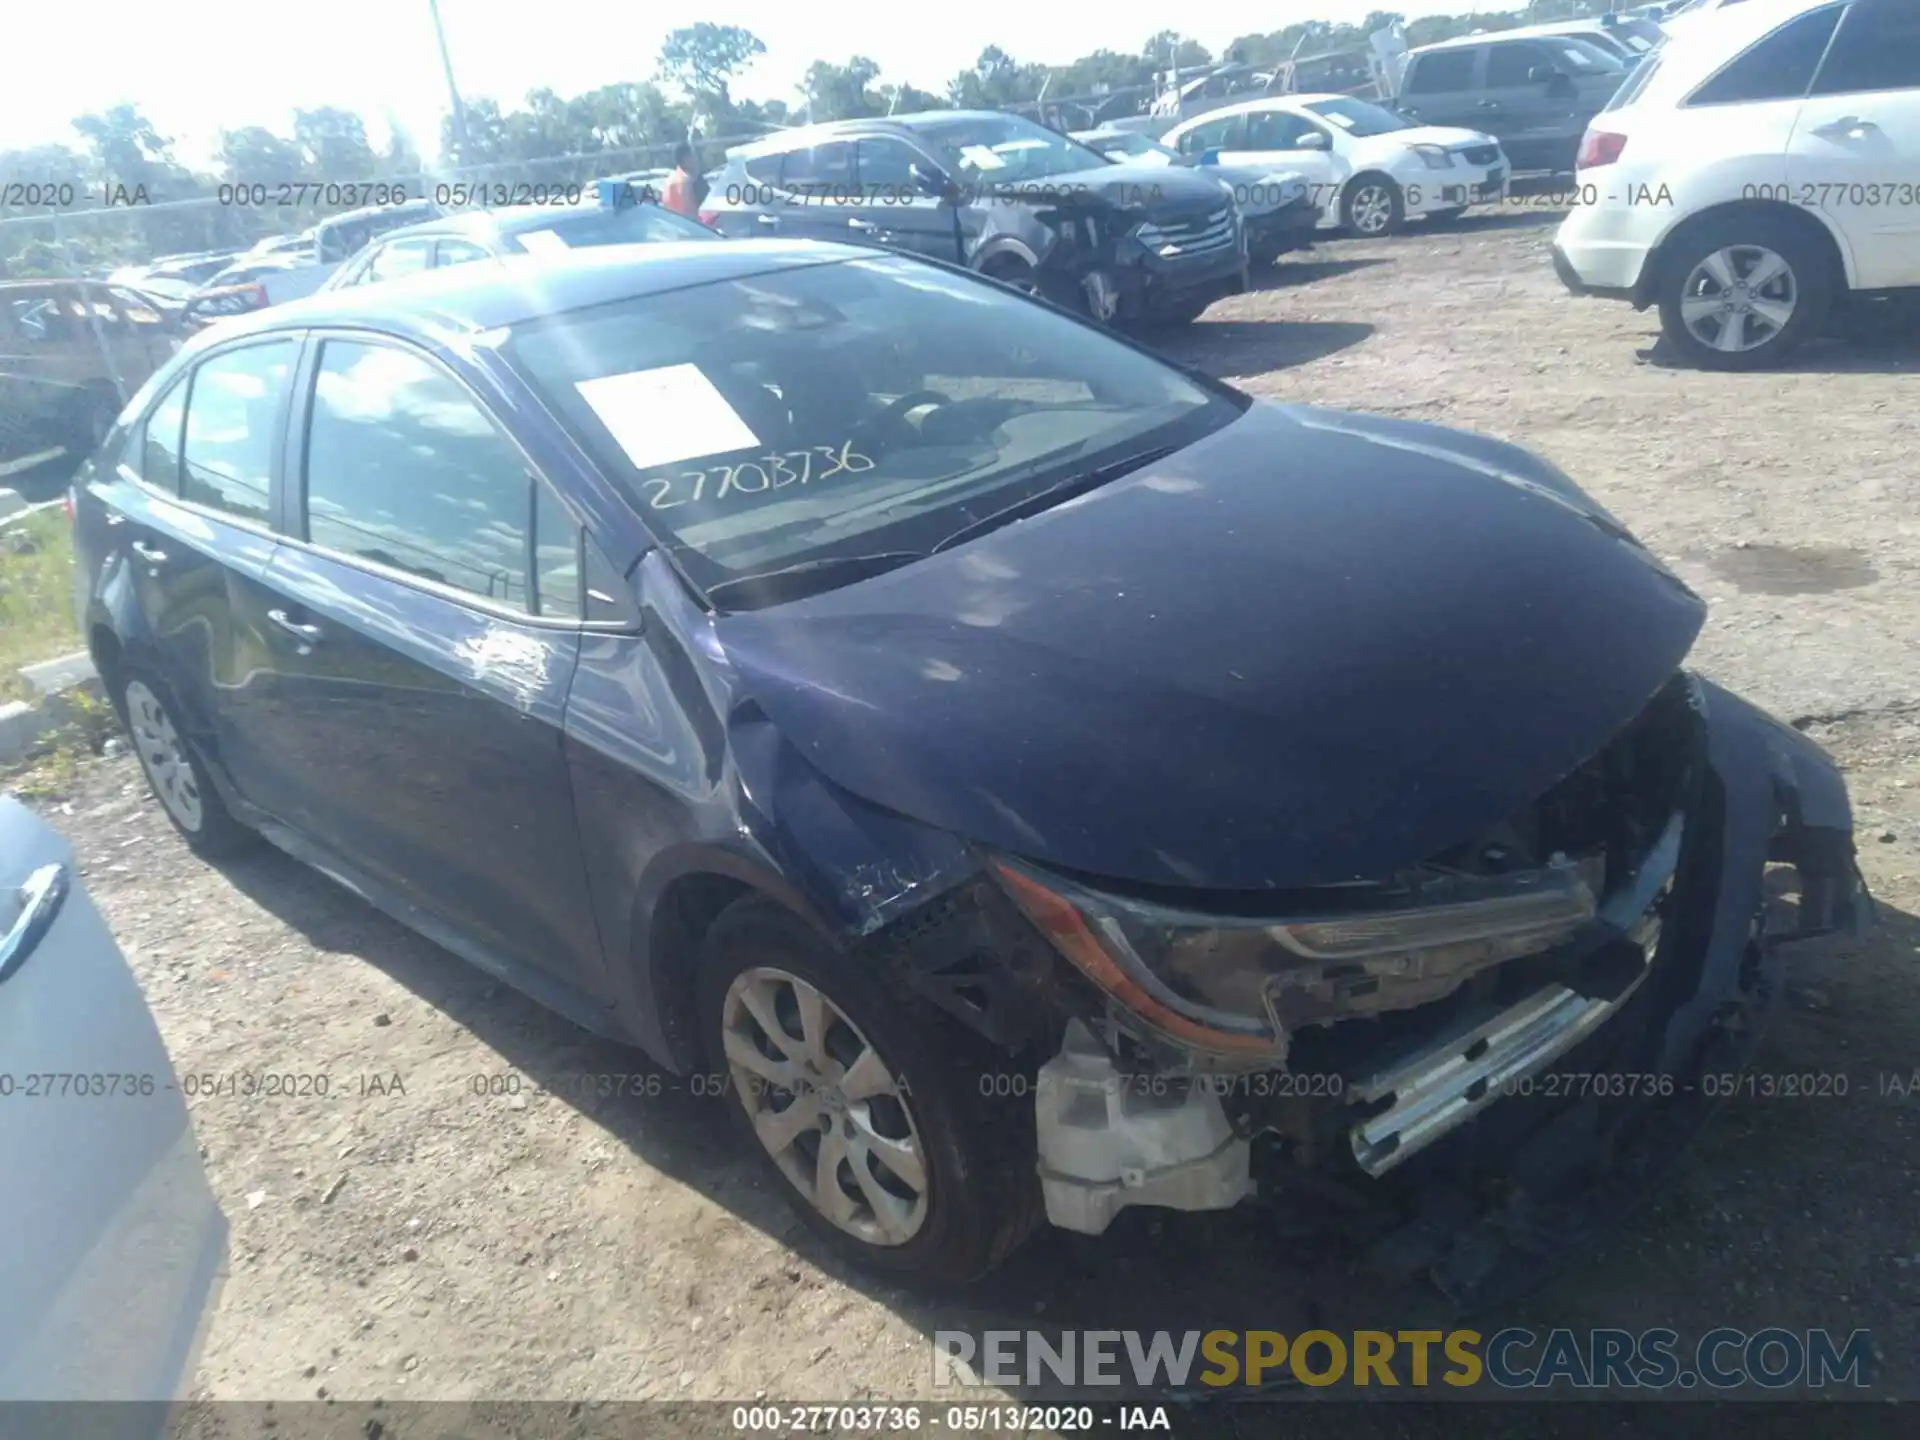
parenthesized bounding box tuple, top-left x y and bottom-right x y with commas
(929, 445, 1178, 555)
(705, 550, 925, 608)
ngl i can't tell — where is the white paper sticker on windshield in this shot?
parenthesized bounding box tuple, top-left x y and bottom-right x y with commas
(959, 145, 1008, 171)
(517, 229, 571, 255)
(575, 364, 762, 472)
(1324, 112, 1357, 129)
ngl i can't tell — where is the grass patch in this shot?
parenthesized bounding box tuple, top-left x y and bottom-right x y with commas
(0, 505, 79, 704)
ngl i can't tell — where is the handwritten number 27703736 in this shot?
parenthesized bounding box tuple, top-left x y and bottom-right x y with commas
(640, 441, 875, 511)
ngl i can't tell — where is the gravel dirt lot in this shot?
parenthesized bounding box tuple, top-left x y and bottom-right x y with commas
(12, 206, 1920, 1423)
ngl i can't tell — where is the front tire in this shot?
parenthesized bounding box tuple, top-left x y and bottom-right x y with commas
(1342, 174, 1405, 238)
(1656, 213, 1833, 371)
(120, 668, 255, 858)
(696, 896, 1040, 1285)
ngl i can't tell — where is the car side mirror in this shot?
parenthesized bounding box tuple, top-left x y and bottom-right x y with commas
(910, 163, 955, 201)
(1199, 148, 1221, 166)
(1528, 65, 1565, 85)
(1297, 131, 1330, 151)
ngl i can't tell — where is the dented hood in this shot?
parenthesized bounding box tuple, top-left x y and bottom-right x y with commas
(716, 401, 1704, 893)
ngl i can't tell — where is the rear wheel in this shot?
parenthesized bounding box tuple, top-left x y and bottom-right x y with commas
(121, 668, 255, 858)
(696, 896, 1040, 1285)
(1656, 213, 1833, 371)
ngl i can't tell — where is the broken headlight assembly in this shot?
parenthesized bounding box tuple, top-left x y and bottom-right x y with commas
(994, 853, 1605, 1067)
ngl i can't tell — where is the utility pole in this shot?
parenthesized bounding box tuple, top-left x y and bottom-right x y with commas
(428, 0, 471, 156)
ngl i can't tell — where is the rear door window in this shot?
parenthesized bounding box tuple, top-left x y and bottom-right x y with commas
(179, 341, 295, 523)
(1486, 42, 1551, 88)
(1404, 49, 1477, 95)
(363, 238, 434, 283)
(1687, 5, 1844, 106)
(781, 141, 856, 198)
(1811, 0, 1920, 94)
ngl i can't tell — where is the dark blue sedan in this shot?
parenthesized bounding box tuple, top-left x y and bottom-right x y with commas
(71, 239, 1868, 1295)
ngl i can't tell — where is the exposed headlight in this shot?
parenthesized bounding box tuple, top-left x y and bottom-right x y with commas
(1412, 144, 1455, 170)
(995, 856, 1602, 1065)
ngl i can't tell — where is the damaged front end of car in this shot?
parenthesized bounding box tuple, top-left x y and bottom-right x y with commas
(863, 671, 1870, 1307)
(1011, 190, 1250, 325)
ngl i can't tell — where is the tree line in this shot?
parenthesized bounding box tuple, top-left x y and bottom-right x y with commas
(0, 3, 1616, 275)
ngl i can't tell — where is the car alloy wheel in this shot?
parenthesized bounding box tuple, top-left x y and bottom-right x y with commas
(1677, 245, 1797, 356)
(1349, 182, 1397, 236)
(721, 965, 930, 1246)
(125, 679, 204, 833)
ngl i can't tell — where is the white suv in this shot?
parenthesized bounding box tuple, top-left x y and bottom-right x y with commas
(1552, 0, 1920, 368)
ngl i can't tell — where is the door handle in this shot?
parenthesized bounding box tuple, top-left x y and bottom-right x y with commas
(1476, 100, 1500, 109)
(755, 213, 780, 226)
(847, 216, 878, 232)
(130, 539, 168, 565)
(266, 609, 325, 645)
(0, 863, 69, 985)
(1812, 116, 1878, 138)
(103, 511, 127, 527)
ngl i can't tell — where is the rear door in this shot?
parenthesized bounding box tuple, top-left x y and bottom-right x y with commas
(228, 333, 608, 1000)
(92, 338, 297, 791)
(1790, 0, 1920, 288)
(1395, 47, 1482, 132)
(775, 139, 862, 243)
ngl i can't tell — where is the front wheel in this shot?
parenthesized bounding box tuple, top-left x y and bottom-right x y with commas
(1342, 175, 1405, 238)
(1656, 214, 1833, 371)
(696, 896, 1040, 1285)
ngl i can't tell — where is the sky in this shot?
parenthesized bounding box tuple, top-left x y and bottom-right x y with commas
(0, 0, 1471, 168)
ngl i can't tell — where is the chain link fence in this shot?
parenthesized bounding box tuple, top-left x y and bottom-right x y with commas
(0, 134, 774, 492)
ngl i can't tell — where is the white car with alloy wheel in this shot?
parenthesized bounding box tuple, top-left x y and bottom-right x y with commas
(1553, 0, 1920, 369)
(1160, 94, 1512, 238)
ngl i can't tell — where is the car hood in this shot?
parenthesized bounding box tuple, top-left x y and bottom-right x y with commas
(1356, 124, 1499, 158)
(1035, 162, 1237, 215)
(716, 401, 1704, 893)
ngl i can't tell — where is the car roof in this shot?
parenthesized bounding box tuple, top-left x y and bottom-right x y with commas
(207, 238, 867, 342)
(728, 110, 1022, 158)
(1164, 93, 1348, 129)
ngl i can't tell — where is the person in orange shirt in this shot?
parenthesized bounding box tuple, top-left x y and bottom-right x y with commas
(661, 143, 702, 217)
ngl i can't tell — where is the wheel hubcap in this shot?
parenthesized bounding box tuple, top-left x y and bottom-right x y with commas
(1353, 186, 1392, 233)
(1679, 245, 1797, 354)
(125, 680, 203, 832)
(721, 967, 929, 1246)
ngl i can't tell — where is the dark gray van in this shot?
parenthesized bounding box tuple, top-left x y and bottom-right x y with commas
(1396, 33, 1629, 173)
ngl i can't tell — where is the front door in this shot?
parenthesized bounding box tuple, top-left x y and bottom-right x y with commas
(848, 135, 963, 261)
(1224, 109, 1341, 220)
(232, 335, 606, 998)
(1790, 0, 1920, 289)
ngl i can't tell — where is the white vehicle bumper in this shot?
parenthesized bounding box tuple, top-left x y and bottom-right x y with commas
(1410, 161, 1510, 217)
(1553, 200, 1661, 296)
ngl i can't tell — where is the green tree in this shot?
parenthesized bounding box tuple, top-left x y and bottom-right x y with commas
(657, 22, 766, 121)
(802, 57, 884, 121)
(294, 107, 379, 181)
(947, 46, 1046, 108)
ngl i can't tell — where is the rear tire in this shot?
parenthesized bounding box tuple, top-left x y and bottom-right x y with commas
(696, 896, 1041, 1286)
(120, 666, 256, 858)
(1656, 212, 1833, 371)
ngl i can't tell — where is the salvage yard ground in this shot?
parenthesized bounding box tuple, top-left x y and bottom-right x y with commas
(12, 207, 1920, 1426)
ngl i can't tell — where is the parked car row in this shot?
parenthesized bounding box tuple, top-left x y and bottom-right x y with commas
(1555, 0, 1920, 368)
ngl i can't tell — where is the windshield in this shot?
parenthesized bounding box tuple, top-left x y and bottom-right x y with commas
(1545, 37, 1626, 73)
(506, 205, 716, 252)
(507, 255, 1238, 605)
(1086, 133, 1177, 166)
(1302, 97, 1416, 136)
(913, 114, 1110, 184)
